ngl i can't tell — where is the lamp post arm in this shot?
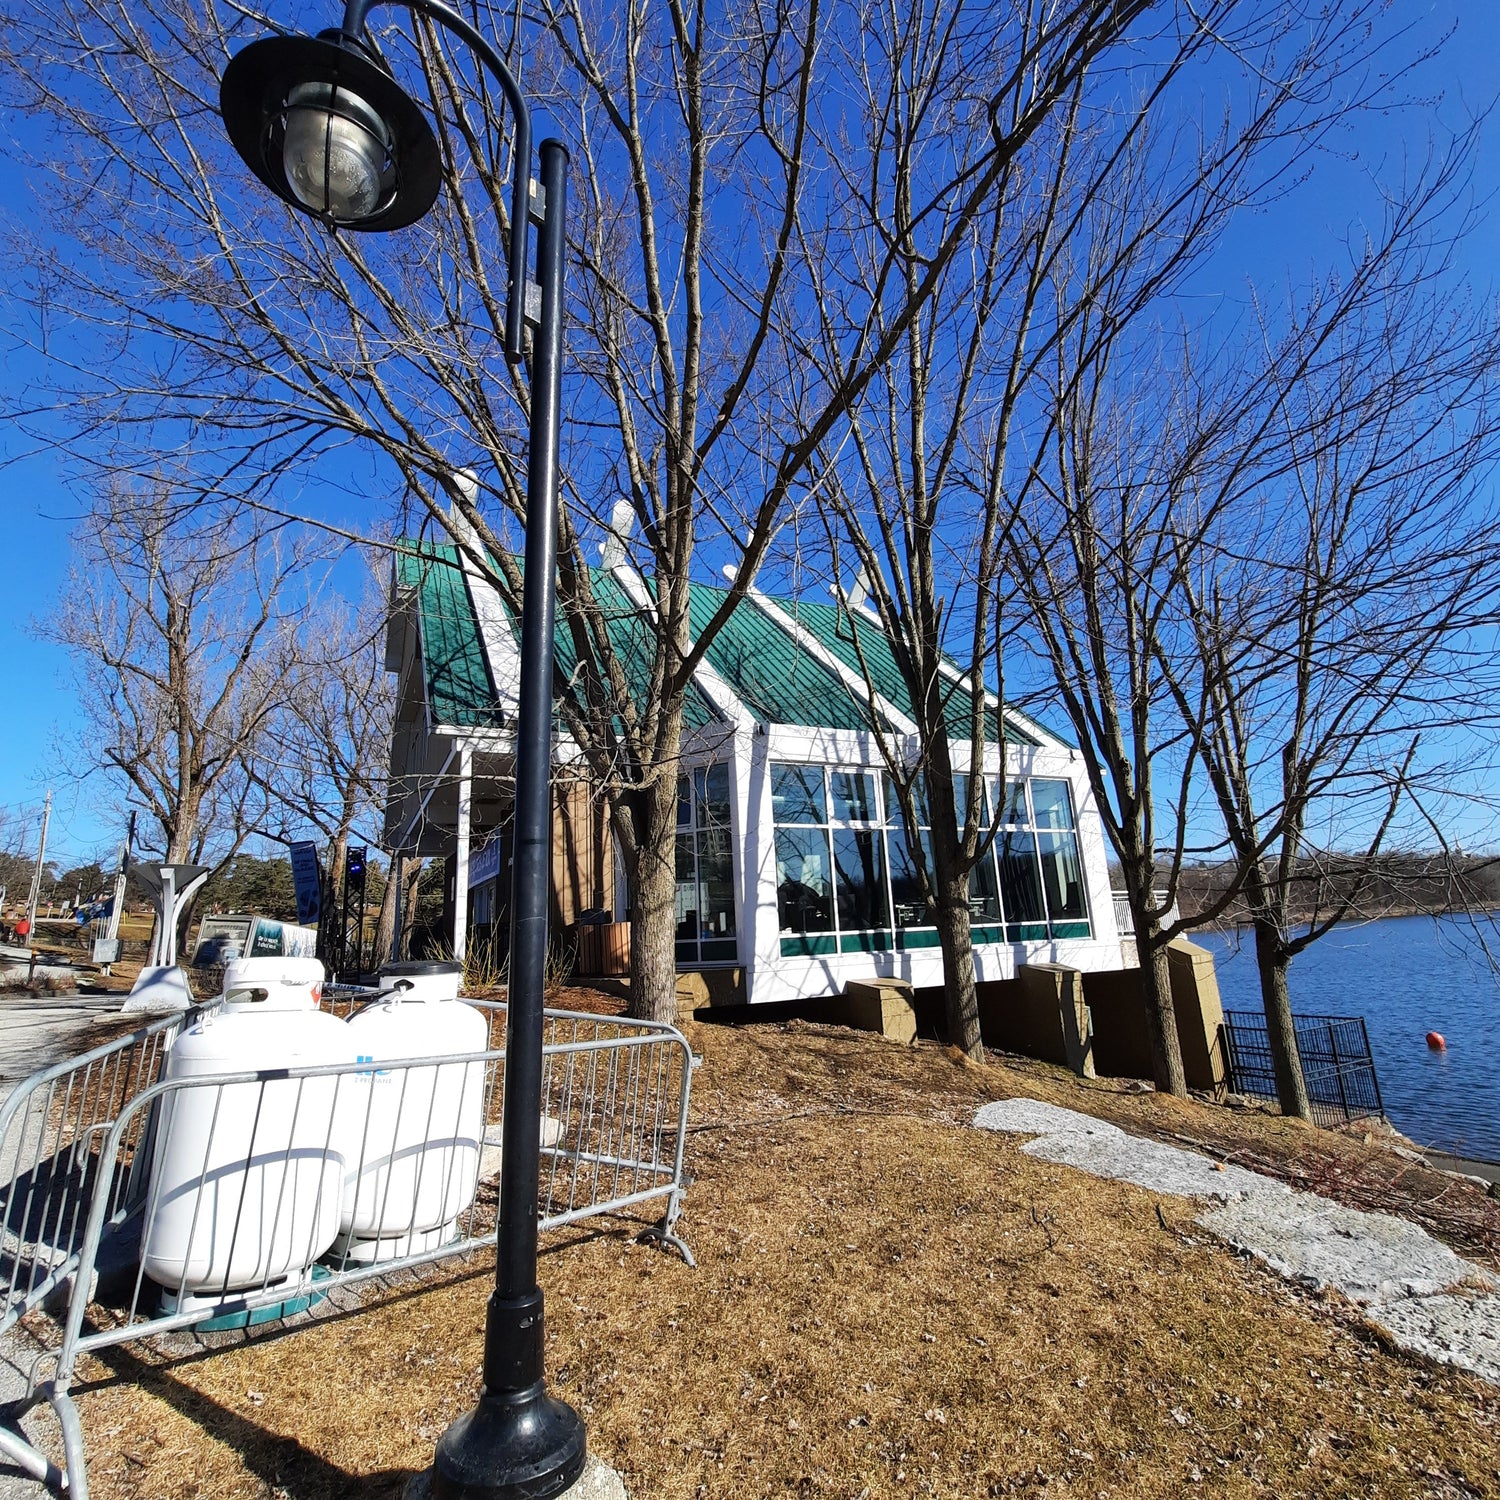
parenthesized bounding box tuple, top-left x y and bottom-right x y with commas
(338, 0, 532, 358)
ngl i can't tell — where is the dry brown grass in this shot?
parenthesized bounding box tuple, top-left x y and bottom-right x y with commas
(61, 1015, 1500, 1500)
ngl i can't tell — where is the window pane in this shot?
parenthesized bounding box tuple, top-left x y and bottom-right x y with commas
(1000, 780, 1029, 826)
(952, 774, 992, 834)
(697, 824, 737, 939)
(834, 829, 889, 931)
(772, 764, 826, 825)
(998, 829, 1046, 923)
(676, 775, 692, 829)
(829, 770, 878, 824)
(775, 827, 833, 932)
(1038, 831, 1087, 922)
(699, 762, 733, 831)
(968, 845, 1001, 921)
(885, 773, 930, 829)
(674, 833, 699, 942)
(1030, 779, 1075, 832)
(888, 827, 934, 928)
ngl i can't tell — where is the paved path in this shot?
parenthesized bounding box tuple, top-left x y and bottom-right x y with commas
(0, 994, 135, 1095)
(977, 1098, 1500, 1387)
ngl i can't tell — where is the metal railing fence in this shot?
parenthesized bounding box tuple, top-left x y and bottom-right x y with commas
(1220, 1009, 1384, 1128)
(0, 1005, 212, 1343)
(0, 999, 693, 1499)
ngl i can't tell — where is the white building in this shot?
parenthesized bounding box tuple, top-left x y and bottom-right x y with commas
(383, 536, 1125, 1004)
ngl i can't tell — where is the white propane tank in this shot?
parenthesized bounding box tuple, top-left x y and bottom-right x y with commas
(141, 1007, 356, 1299)
(221, 955, 325, 1012)
(377, 959, 464, 1005)
(334, 981, 488, 1264)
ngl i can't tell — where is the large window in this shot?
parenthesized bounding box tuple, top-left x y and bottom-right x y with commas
(774, 764, 889, 955)
(676, 763, 738, 963)
(773, 763, 1091, 956)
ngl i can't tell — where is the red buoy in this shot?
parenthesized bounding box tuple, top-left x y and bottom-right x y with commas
(1426, 1031, 1447, 1051)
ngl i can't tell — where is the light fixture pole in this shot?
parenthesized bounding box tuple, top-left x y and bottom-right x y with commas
(220, 11, 580, 1497)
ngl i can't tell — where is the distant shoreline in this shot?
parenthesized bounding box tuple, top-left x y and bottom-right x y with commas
(1182, 906, 1500, 930)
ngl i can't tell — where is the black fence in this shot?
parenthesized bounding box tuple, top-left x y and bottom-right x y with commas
(1220, 1010, 1385, 1128)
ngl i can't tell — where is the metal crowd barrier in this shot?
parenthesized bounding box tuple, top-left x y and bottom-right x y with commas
(0, 999, 694, 1498)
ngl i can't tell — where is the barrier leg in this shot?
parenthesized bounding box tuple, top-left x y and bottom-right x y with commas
(51, 1385, 89, 1500)
(0, 1418, 67, 1491)
(637, 1191, 695, 1266)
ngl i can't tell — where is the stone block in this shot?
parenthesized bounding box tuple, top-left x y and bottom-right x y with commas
(838, 980, 918, 1044)
(1168, 938, 1227, 1093)
(675, 968, 746, 1008)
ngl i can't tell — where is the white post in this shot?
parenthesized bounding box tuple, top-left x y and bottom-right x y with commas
(101, 814, 134, 976)
(156, 867, 177, 966)
(453, 744, 473, 962)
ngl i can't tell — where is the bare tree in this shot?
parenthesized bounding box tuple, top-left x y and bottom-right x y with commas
(801, 4, 1411, 1075)
(255, 584, 395, 946)
(40, 487, 308, 889)
(1156, 153, 1500, 1116)
(995, 30, 1453, 1093)
(0, 0, 1159, 1023)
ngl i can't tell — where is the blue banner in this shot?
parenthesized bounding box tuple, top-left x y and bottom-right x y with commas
(289, 841, 323, 926)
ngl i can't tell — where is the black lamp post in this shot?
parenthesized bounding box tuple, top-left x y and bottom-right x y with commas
(220, 9, 582, 1498)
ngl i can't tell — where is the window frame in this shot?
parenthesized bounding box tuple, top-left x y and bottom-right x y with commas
(771, 760, 1092, 955)
(674, 761, 740, 966)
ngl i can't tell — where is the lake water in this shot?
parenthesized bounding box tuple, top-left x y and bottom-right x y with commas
(1196, 914, 1500, 1163)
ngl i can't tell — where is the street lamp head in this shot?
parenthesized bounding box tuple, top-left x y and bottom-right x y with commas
(220, 30, 441, 231)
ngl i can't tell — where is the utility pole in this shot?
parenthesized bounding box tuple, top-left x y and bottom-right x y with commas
(23, 791, 52, 940)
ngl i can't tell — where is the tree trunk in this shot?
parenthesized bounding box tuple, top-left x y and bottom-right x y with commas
(372, 854, 401, 971)
(934, 874, 982, 1058)
(922, 745, 982, 1058)
(1138, 927, 1187, 1096)
(399, 859, 423, 961)
(165, 815, 199, 957)
(626, 775, 680, 1025)
(1252, 913, 1311, 1120)
(328, 829, 349, 968)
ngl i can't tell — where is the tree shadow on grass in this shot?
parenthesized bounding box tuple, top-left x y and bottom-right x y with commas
(58, 1221, 643, 1497)
(81, 1340, 416, 1499)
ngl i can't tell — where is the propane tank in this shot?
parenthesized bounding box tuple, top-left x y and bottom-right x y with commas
(221, 955, 324, 1012)
(377, 958, 463, 1004)
(333, 984, 488, 1264)
(141, 1004, 355, 1300)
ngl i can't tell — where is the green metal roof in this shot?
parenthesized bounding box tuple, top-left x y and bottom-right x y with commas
(517, 560, 720, 732)
(396, 543, 1042, 743)
(395, 544, 503, 729)
(768, 595, 1039, 747)
(686, 581, 879, 731)
(395, 543, 718, 732)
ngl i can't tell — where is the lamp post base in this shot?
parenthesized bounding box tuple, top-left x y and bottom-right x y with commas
(427, 1382, 587, 1500)
(409, 1452, 619, 1500)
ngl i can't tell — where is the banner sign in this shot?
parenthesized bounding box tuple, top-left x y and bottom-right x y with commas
(469, 837, 502, 887)
(289, 841, 323, 926)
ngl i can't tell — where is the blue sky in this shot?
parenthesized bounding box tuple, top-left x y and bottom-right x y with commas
(1, 2, 1498, 865)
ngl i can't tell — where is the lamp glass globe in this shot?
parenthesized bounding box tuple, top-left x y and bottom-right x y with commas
(282, 81, 391, 222)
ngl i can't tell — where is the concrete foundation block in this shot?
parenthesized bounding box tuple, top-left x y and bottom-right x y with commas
(838, 980, 918, 1044)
